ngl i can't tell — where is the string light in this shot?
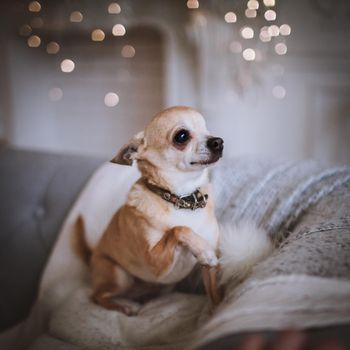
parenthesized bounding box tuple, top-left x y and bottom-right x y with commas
(242, 48, 255, 61)
(187, 0, 199, 9)
(268, 25, 280, 36)
(121, 45, 135, 58)
(70, 11, 83, 23)
(272, 85, 286, 99)
(91, 29, 105, 42)
(46, 42, 60, 54)
(49, 88, 63, 102)
(263, 0, 275, 6)
(112, 24, 126, 36)
(245, 9, 257, 18)
(28, 1, 41, 12)
(27, 35, 41, 47)
(104, 92, 119, 107)
(241, 26, 254, 39)
(247, 0, 259, 10)
(260, 27, 271, 42)
(275, 42, 287, 55)
(264, 9, 276, 21)
(224, 12, 237, 23)
(108, 3, 121, 14)
(280, 24, 291, 36)
(61, 59, 75, 73)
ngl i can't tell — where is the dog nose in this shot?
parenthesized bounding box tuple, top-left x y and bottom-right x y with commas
(207, 137, 224, 152)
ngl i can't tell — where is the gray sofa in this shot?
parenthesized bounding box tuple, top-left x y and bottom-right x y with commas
(0, 147, 103, 332)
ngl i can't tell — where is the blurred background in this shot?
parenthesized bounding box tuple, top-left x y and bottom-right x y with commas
(1, 0, 350, 163)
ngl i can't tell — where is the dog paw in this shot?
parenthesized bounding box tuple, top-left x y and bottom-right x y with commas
(197, 250, 218, 267)
(113, 298, 141, 316)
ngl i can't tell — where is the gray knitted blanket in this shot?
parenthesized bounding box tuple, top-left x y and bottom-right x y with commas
(18, 158, 350, 350)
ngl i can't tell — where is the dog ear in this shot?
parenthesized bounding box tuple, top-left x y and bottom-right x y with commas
(110, 131, 145, 166)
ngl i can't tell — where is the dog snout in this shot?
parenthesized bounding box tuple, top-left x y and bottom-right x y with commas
(207, 137, 224, 153)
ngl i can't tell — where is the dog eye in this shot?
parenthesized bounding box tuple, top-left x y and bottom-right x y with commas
(173, 129, 190, 144)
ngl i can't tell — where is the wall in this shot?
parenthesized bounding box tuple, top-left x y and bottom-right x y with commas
(1, 0, 350, 163)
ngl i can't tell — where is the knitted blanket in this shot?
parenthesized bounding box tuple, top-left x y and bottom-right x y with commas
(12, 158, 350, 350)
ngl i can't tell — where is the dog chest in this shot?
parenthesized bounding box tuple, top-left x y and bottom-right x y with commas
(167, 207, 219, 248)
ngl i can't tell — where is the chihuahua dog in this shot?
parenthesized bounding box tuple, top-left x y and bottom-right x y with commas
(75, 106, 224, 315)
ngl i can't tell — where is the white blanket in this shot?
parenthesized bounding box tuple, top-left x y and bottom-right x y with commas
(6, 159, 350, 350)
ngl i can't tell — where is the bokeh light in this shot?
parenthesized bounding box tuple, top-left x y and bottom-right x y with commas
(46, 42, 60, 54)
(49, 88, 63, 102)
(224, 12, 237, 23)
(91, 29, 105, 42)
(272, 85, 286, 99)
(187, 0, 199, 9)
(70, 11, 83, 23)
(104, 92, 119, 107)
(264, 9, 276, 21)
(108, 3, 121, 14)
(121, 45, 136, 58)
(112, 24, 126, 36)
(27, 35, 41, 47)
(28, 1, 41, 12)
(60, 59, 75, 73)
(241, 26, 254, 39)
(243, 48, 256, 61)
(275, 43, 288, 55)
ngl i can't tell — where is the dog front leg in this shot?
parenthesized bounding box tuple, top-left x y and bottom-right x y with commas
(149, 226, 221, 305)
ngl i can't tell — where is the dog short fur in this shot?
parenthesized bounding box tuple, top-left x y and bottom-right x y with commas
(73, 106, 224, 315)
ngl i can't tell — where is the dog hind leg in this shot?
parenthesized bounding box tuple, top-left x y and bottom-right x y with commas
(90, 254, 140, 315)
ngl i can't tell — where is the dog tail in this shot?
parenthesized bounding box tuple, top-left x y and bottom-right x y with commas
(71, 215, 92, 265)
(219, 223, 273, 285)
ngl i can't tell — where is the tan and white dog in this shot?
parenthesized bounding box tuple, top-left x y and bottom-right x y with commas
(74, 106, 224, 315)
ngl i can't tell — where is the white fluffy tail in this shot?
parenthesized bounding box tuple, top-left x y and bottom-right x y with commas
(219, 223, 273, 285)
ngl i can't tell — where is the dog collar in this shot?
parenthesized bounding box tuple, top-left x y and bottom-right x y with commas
(144, 181, 208, 210)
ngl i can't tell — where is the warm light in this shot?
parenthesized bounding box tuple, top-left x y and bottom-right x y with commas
(30, 17, 44, 28)
(264, 9, 276, 21)
(108, 2, 121, 14)
(247, 0, 259, 10)
(91, 29, 105, 42)
(268, 25, 280, 36)
(19, 24, 32, 36)
(275, 42, 287, 55)
(273, 85, 286, 99)
(49, 88, 63, 102)
(224, 12, 237, 23)
(61, 59, 75, 73)
(229, 41, 242, 53)
(27, 35, 41, 47)
(104, 92, 119, 107)
(280, 24, 291, 36)
(245, 9, 257, 18)
(121, 45, 136, 58)
(263, 0, 275, 6)
(241, 26, 254, 39)
(46, 42, 60, 54)
(260, 27, 271, 42)
(70, 11, 83, 23)
(243, 48, 255, 61)
(28, 1, 41, 12)
(187, 0, 199, 9)
(112, 24, 126, 36)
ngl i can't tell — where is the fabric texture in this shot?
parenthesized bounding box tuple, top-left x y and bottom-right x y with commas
(0, 148, 103, 331)
(4, 157, 350, 350)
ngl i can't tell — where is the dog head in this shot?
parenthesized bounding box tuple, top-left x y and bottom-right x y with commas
(111, 106, 223, 173)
